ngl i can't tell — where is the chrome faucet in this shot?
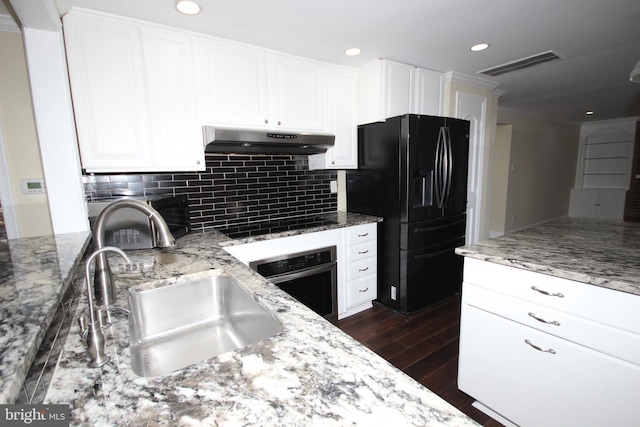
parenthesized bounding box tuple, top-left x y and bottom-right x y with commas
(92, 199, 176, 308)
(79, 246, 131, 367)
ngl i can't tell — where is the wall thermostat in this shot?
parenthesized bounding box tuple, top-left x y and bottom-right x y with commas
(21, 179, 46, 194)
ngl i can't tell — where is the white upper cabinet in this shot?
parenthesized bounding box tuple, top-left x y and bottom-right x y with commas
(200, 41, 326, 131)
(412, 67, 444, 116)
(64, 13, 152, 171)
(269, 55, 326, 131)
(141, 28, 203, 171)
(64, 9, 356, 172)
(199, 40, 270, 127)
(357, 59, 443, 125)
(310, 66, 358, 169)
(63, 10, 204, 172)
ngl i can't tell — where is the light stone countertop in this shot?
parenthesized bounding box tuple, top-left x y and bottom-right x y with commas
(456, 216, 640, 295)
(0, 231, 91, 404)
(41, 213, 479, 426)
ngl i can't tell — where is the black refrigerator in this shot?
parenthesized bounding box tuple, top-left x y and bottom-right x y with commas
(346, 114, 470, 314)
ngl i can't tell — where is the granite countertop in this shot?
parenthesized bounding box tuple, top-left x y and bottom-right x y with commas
(456, 216, 640, 296)
(39, 212, 478, 426)
(0, 231, 91, 404)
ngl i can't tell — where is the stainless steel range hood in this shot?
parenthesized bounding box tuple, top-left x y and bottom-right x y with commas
(203, 126, 335, 155)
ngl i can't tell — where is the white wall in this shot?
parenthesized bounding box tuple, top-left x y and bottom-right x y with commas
(497, 108, 581, 233)
(490, 124, 512, 237)
(0, 29, 53, 237)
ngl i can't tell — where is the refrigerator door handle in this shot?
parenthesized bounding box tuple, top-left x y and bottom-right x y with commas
(442, 127, 454, 207)
(435, 127, 446, 209)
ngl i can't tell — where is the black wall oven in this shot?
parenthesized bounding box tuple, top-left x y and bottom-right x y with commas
(250, 246, 338, 324)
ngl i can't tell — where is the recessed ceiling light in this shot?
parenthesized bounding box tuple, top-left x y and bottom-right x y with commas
(470, 43, 489, 52)
(176, 0, 201, 15)
(586, 111, 594, 115)
(345, 48, 362, 56)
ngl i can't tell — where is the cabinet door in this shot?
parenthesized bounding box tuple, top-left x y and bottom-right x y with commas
(569, 188, 625, 219)
(596, 189, 626, 219)
(382, 60, 414, 120)
(459, 304, 640, 427)
(199, 40, 270, 127)
(313, 66, 358, 169)
(411, 68, 442, 116)
(569, 188, 599, 217)
(357, 59, 413, 125)
(64, 13, 152, 171)
(142, 28, 204, 171)
(269, 55, 326, 130)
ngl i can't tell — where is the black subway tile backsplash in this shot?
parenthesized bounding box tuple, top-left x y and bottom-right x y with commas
(83, 153, 337, 232)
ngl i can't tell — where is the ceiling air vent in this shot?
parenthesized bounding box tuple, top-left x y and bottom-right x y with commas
(479, 51, 562, 76)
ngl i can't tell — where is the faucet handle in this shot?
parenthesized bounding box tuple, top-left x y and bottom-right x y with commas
(78, 315, 88, 340)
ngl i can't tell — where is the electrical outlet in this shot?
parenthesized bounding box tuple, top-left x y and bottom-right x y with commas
(391, 286, 397, 300)
(330, 180, 338, 193)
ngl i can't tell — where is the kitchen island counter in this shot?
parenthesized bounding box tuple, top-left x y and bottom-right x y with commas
(456, 216, 640, 295)
(0, 231, 91, 404)
(43, 213, 478, 426)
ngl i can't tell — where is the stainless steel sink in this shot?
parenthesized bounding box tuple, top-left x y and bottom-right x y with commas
(128, 271, 283, 377)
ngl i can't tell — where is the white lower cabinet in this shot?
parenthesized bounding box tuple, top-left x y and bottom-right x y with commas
(341, 223, 378, 319)
(458, 258, 640, 427)
(459, 304, 640, 427)
(569, 188, 626, 220)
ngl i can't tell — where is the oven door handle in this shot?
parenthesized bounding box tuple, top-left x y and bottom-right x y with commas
(266, 262, 337, 284)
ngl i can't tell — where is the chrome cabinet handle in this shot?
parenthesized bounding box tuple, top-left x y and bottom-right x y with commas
(525, 339, 556, 354)
(528, 312, 560, 326)
(358, 287, 369, 293)
(358, 267, 369, 272)
(358, 250, 369, 254)
(358, 232, 369, 237)
(531, 286, 564, 298)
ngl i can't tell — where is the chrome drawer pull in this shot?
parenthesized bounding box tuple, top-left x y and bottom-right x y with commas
(531, 286, 564, 298)
(358, 267, 369, 272)
(528, 312, 560, 326)
(358, 250, 369, 254)
(358, 287, 369, 293)
(525, 339, 556, 354)
(358, 233, 369, 237)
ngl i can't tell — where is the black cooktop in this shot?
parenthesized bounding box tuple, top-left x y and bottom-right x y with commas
(219, 216, 338, 239)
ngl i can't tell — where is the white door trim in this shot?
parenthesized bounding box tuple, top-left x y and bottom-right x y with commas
(455, 91, 488, 244)
(0, 119, 21, 239)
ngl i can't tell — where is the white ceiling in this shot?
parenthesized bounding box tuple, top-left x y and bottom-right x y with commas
(4, 0, 640, 123)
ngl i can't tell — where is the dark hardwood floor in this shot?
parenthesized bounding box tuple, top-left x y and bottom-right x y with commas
(336, 294, 504, 427)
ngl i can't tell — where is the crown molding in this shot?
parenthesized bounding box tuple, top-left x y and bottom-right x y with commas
(444, 71, 500, 91)
(0, 14, 20, 32)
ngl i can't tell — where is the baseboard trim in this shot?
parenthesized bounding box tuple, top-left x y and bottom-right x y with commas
(471, 401, 519, 427)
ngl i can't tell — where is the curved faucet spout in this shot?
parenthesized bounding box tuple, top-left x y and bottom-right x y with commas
(81, 246, 130, 368)
(93, 198, 177, 307)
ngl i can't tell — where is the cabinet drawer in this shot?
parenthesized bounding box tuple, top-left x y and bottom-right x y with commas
(348, 258, 376, 280)
(463, 282, 640, 366)
(459, 304, 640, 427)
(346, 223, 377, 243)
(463, 258, 640, 335)
(348, 240, 377, 261)
(347, 276, 377, 308)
